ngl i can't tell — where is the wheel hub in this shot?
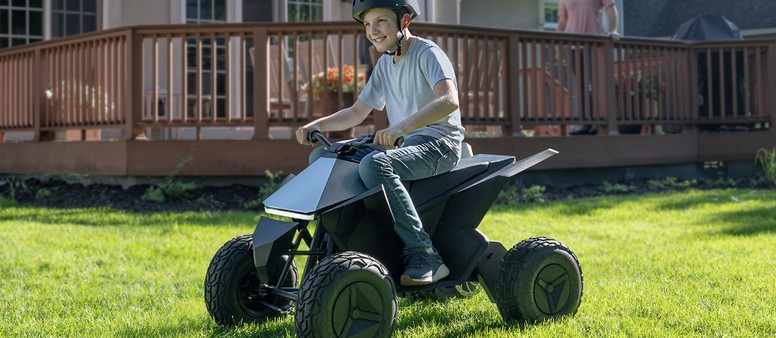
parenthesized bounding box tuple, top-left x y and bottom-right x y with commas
(332, 282, 385, 337)
(534, 264, 570, 315)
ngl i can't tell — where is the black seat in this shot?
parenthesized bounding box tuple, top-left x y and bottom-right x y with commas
(408, 154, 514, 206)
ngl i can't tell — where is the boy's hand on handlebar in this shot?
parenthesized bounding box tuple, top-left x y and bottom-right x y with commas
(295, 125, 320, 146)
(374, 127, 404, 150)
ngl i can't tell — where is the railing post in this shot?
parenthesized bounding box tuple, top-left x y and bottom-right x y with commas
(125, 28, 147, 140)
(252, 27, 270, 140)
(506, 33, 522, 137)
(769, 43, 776, 132)
(601, 39, 616, 135)
(32, 48, 42, 141)
(686, 45, 699, 133)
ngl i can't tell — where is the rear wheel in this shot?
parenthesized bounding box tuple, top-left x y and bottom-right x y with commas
(494, 237, 583, 323)
(295, 251, 397, 338)
(205, 234, 298, 326)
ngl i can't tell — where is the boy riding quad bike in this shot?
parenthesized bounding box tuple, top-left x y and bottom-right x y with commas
(206, 0, 581, 335)
(204, 132, 583, 337)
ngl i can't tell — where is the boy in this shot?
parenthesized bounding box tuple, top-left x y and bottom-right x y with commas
(295, 0, 464, 286)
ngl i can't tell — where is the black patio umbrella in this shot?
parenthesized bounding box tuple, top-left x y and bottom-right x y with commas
(672, 15, 742, 42)
(673, 15, 745, 128)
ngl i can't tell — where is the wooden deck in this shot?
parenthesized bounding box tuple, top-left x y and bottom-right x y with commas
(0, 22, 774, 178)
(0, 131, 772, 177)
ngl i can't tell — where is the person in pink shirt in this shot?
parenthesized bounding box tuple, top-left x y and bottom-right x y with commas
(558, 0, 620, 135)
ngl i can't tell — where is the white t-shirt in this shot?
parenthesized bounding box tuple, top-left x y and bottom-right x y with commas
(358, 36, 465, 144)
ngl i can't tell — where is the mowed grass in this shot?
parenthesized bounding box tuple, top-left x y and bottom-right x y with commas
(1, 188, 774, 337)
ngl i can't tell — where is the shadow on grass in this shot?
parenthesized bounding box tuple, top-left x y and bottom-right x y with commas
(159, 299, 535, 338)
(120, 325, 296, 338)
(392, 298, 532, 337)
(197, 315, 527, 338)
(498, 188, 775, 237)
(650, 189, 776, 236)
(117, 317, 297, 338)
(706, 206, 776, 236)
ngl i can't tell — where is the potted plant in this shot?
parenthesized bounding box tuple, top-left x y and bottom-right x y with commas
(614, 70, 666, 134)
(303, 65, 366, 115)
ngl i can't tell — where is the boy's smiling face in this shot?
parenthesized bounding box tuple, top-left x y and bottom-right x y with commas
(362, 8, 402, 53)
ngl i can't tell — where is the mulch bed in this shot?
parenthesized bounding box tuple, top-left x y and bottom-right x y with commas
(0, 177, 770, 213)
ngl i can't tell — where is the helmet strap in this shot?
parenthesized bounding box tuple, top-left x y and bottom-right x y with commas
(385, 14, 410, 57)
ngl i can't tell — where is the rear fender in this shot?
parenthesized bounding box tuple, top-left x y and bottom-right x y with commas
(496, 148, 558, 178)
(252, 217, 298, 283)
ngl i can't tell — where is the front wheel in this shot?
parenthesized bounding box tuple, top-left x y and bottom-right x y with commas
(494, 237, 583, 323)
(204, 234, 298, 326)
(295, 251, 397, 338)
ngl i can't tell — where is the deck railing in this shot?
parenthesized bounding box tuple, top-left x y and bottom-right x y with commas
(0, 22, 774, 143)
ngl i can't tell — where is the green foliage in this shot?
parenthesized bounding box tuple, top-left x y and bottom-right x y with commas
(142, 156, 197, 204)
(520, 185, 547, 203)
(196, 194, 224, 210)
(34, 188, 51, 200)
(495, 183, 520, 205)
(0, 198, 15, 207)
(142, 186, 167, 204)
(245, 170, 285, 209)
(755, 146, 776, 186)
(1, 178, 28, 202)
(496, 183, 546, 204)
(646, 176, 696, 191)
(709, 172, 737, 188)
(600, 181, 635, 194)
(163, 180, 198, 201)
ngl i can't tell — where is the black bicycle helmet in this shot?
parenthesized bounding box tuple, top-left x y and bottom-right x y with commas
(352, 0, 420, 24)
(352, 0, 420, 56)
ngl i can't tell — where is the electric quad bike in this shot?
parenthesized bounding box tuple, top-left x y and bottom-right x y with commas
(204, 131, 583, 337)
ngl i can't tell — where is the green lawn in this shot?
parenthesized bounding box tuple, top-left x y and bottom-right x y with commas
(1, 188, 774, 337)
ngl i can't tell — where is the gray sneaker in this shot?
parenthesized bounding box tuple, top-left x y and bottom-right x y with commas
(400, 251, 450, 286)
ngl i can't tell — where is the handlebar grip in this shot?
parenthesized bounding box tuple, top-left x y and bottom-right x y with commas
(394, 136, 405, 148)
(308, 130, 331, 147)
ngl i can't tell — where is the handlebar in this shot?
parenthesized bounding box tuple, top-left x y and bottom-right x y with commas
(307, 131, 404, 155)
(307, 130, 331, 147)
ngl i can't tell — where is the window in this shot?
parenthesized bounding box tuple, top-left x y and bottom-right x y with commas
(51, 0, 98, 38)
(286, 0, 322, 22)
(285, 0, 323, 56)
(0, 0, 43, 48)
(186, 0, 227, 23)
(186, 0, 228, 118)
(543, 0, 559, 31)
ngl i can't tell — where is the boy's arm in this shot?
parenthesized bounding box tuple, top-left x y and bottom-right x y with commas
(296, 100, 373, 145)
(373, 78, 459, 148)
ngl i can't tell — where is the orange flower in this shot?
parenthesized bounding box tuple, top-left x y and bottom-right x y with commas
(305, 65, 366, 94)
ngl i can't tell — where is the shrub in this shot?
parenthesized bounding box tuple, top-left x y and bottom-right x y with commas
(496, 182, 546, 205)
(244, 170, 285, 209)
(600, 181, 635, 194)
(35, 188, 52, 200)
(1, 178, 28, 202)
(142, 156, 196, 204)
(520, 185, 547, 204)
(647, 177, 696, 191)
(755, 147, 776, 186)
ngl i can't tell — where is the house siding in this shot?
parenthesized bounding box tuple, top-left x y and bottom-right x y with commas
(460, 0, 538, 30)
